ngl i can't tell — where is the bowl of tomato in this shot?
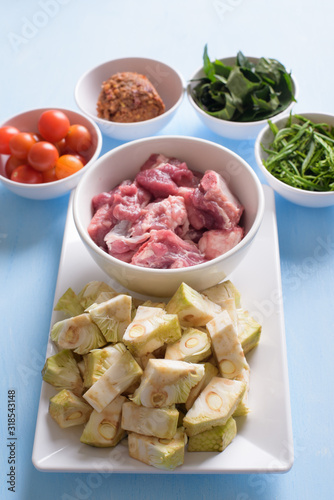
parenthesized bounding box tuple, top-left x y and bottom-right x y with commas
(0, 108, 102, 200)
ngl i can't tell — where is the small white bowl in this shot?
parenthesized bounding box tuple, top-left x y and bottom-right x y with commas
(187, 56, 298, 140)
(255, 112, 334, 208)
(0, 108, 102, 200)
(73, 135, 265, 297)
(75, 57, 185, 141)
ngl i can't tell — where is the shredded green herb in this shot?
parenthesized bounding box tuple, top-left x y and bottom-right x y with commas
(191, 45, 296, 123)
(262, 114, 334, 192)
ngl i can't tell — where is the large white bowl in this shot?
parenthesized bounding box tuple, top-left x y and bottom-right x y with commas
(0, 108, 102, 200)
(75, 57, 185, 141)
(187, 56, 298, 140)
(255, 112, 334, 207)
(73, 135, 265, 297)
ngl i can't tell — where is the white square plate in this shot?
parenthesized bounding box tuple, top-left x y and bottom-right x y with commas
(32, 185, 293, 474)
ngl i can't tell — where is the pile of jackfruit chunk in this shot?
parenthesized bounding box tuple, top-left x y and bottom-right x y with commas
(42, 280, 261, 471)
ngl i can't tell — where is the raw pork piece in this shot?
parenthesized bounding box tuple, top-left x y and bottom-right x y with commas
(156, 162, 197, 188)
(91, 191, 115, 212)
(131, 230, 207, 269)
(178, 186, 212, 231)
(131, 196, 189, 237)
(135, 168, 179, 198)
(111, 181, 151, 222)
(139, 153, 170, 170)
(88, 204, 116, 249)
(105, 220, 150, 258)
(89, 181, 151, 249)
(192, 171, 243, 230)
(136, 155, 200, 196)
(198, 227, 244, 260)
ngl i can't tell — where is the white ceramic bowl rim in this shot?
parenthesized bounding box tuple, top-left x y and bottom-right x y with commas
(255, 112, 334, 197)
(75, 57, 186, 128)
(0, 107, 102, 191)
(74, 135, 265, 275)
(187, 56, 299, 128)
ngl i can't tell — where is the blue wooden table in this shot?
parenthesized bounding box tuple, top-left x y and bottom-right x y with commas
(1, 1, 333, 498)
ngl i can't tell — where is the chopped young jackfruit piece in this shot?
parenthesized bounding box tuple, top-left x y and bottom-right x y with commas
(183, 377, 246, 436)
(202, 280, 241, 308)
(130, 359, 205, 408)
(185, 362, 218, 411)
(50, 313, 107, 355)
(188, 417, 237, 452)
(237, 309, 262, 354)
(220, 297, 239, 332)
(42, 349, 83, 396)
(87, 294, 132, 343)
(121, 401, 179, 439)
(166, 282, 221, 327)
(54, 288, 84, 317)
(206, 310, 249, 379)
(83, 344, 123, 388)
(83, 344, 143, 412)
(49, 389, 92, 428)
(77, 281, 117, 310)
(128, 427, 187, 470)
(80, 395, 126, 447)
(123, 306, 181, 357)
(233, 365, 251, 417)
(165, 327, 211, 363)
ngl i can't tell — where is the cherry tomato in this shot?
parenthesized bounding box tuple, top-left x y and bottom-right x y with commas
(54, 138, 67, 155)
(5, 155, 25, 178)
(28, 141, 59, 172)
(71, 153, 87, 165)
(42, 167, 58, 183)
(0, 126, 20, 154)
(55, 154, 84, 179)
(65, 124, 92, 154)
(38, 110, 70, 143)
(32, 132, 44, 142)
(10, 164, 43, 184)
(9, 132, 37, 159)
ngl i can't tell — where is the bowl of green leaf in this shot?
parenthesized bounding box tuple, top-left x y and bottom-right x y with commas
(254, 112, 334, 207)
(187, 46, 298, 140)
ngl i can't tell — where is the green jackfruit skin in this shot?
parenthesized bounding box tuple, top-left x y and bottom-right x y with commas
(54, 288, 84, 317)
(42, 349, 83, 396)
(188, 417, 237, 452)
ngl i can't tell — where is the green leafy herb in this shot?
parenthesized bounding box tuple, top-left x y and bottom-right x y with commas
(192, 45, 296, 123)
(261, 114, 334, 192)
